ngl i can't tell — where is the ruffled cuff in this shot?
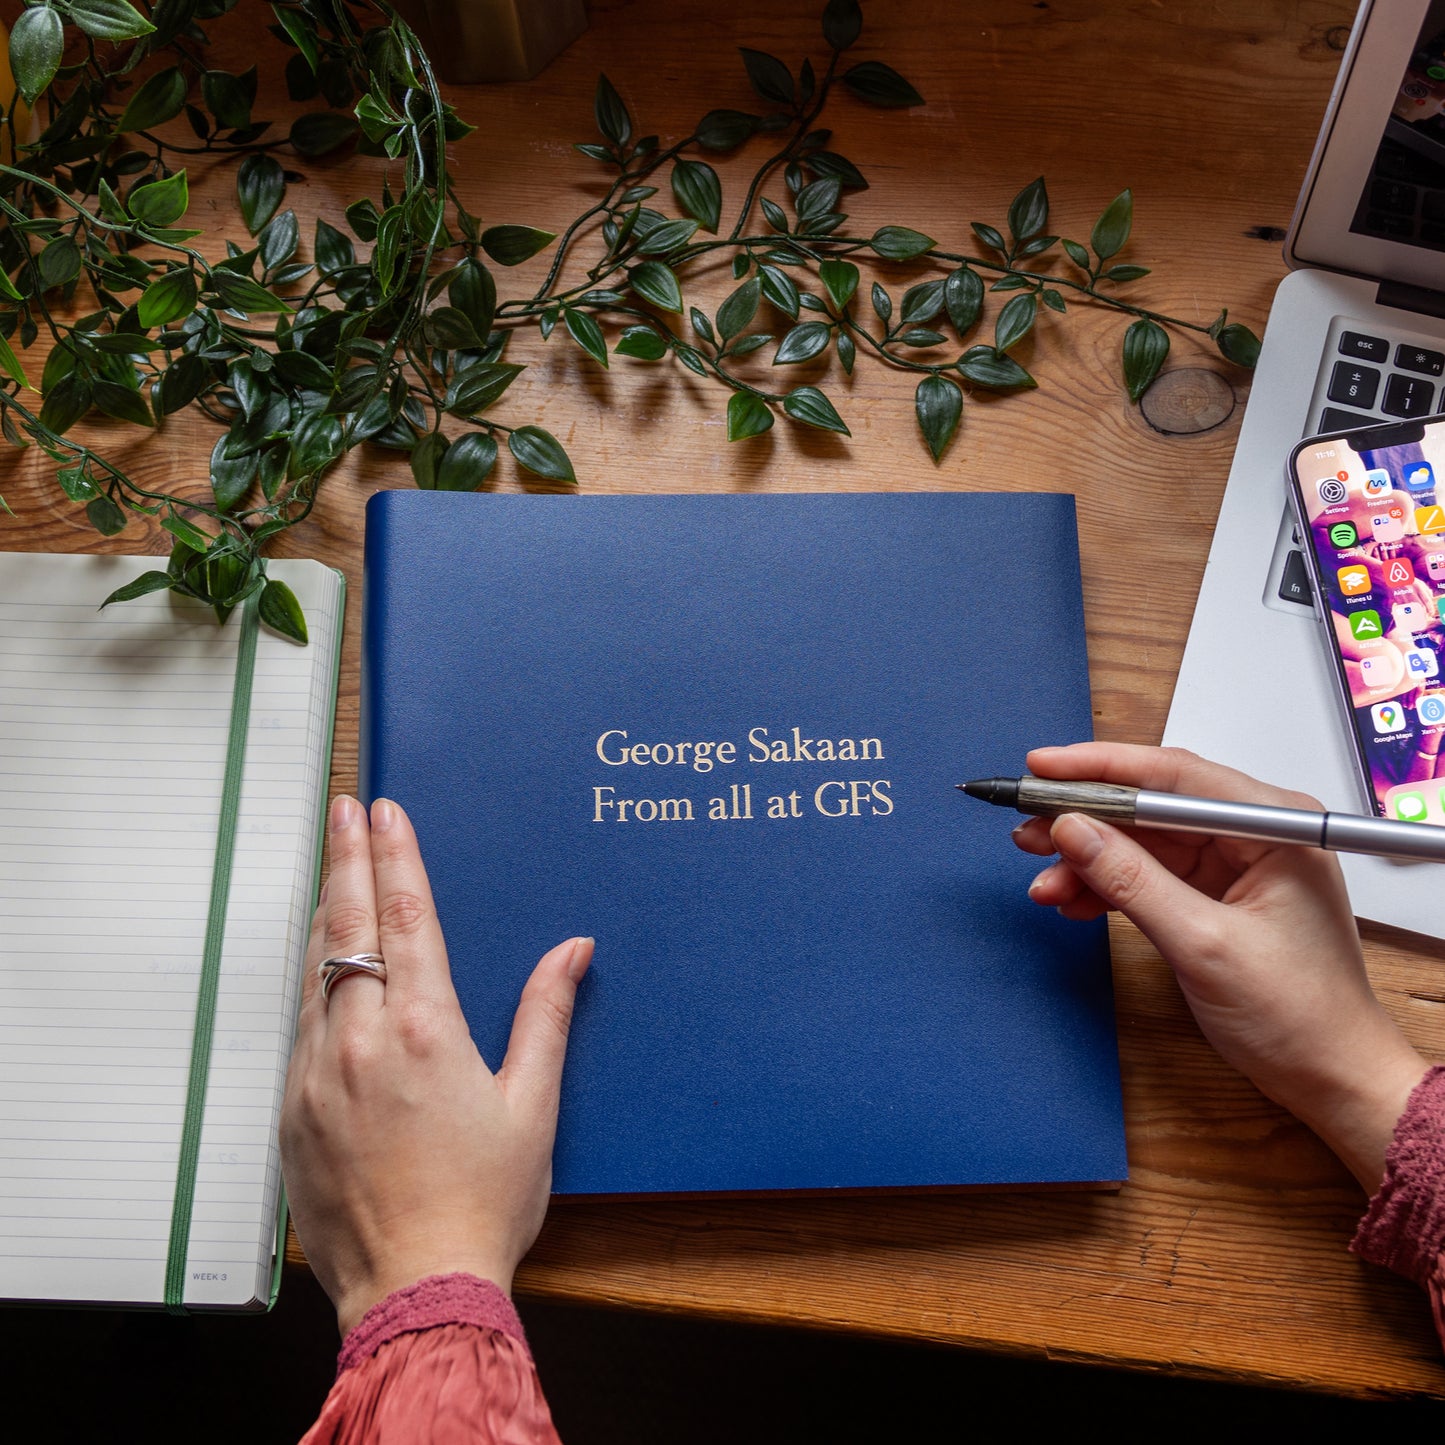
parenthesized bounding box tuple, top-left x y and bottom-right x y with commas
(336, 1273, 528, 1378)
(1351, 1065, 1445, 1293)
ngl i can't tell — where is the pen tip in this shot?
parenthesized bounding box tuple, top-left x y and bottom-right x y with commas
(956, 777, 1020, 806)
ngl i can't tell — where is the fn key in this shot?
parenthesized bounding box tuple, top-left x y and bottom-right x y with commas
(1278, 550, 1313, 607)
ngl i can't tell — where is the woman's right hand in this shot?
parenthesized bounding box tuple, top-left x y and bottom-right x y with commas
(1014, 742, 1427, 1191)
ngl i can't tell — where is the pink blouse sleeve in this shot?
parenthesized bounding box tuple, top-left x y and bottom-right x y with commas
(1351, 1064, 1445, 1348)
(299, 1274, 561, 1445)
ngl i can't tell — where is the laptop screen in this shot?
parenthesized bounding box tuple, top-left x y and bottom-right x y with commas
(1349, 1, 1445, 256)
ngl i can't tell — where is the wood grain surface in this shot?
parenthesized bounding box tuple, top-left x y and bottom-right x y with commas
(4, 0, 1443, 1398)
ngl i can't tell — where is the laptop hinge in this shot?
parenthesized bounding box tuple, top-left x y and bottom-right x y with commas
(1376, 279, 1445, 321)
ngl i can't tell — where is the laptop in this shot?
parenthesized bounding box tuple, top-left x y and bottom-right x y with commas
(1164, 0, 1445, 939)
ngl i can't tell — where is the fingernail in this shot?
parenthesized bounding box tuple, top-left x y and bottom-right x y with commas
(566, 937, 595, 983)
(318, 879, 330, 905)
(371, 798, 397, 832)
(1027, 864, 1055, 897)
(330, 795, 356, 832)
(1052, 811, 1106, 864)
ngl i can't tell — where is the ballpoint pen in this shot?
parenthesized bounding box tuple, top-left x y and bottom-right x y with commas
(958, 775, 1445, 864)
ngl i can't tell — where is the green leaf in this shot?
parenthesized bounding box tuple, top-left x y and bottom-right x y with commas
(760, 197, 789, 233)
(0, 331, 30, 390)
(564, 308, 608, 368)
(1103, 263, 1149, 283)
(740, 48, 793, 106)
(410, 431, 447, 489)
(37, 237, 81, 290)
(836, 329, 855, 374)
(509, 425, 575, 483)
(773, 321, 831, 365)
(40, 374, 92, 433)
(759, 263, 800, 319)
(727, 390, 774, 441)
(915, 375, 962, 462)
(273, 3, 318, 70)
(1216, 322, 1261, 368)
(690, 307, 714, 344)
(372, 207, 405, 291)
(843, 61, 922, 108)
(818, 260, 859, 313)
(238, 154, 285, 235)
(629, 259, 683, 313)
(436, 432, 498, 491)
(1007, 177, 1049, 243)
(971, 221, 1007, 256)
(210, 271, 290, 315)
(481, 224, 557, 266)
(86, 494, 127, 536)
(94, 380, 154, 427)
(782, 386, 849, 434)
(289, 413, 343, 476)
(9, 6, 63, 106)
(1091, 189, 1133, 261)
(202, 69, 252, 131)
(804, 150, 868, 190)
(445, 362, 525, 416)
(423, 307, 482, 350)
(901, 279, 946, 325)
(289, 112, 358, 157)
(870, 225, 934, 261)
(210, 432, 256, 509)
(259, 578, 308, 644)
(594, 73, 632, 146)
(161, 511, 211, 552)
(128, 171, 189, 228)
(450, 258, 496, 339)
(794, 176, 841, 223)
(55, 463, 96, 501)
(957, 345, 1036, 391)
(635, 217, 698, 255)
(616, 324, 667, 361)
(67, 0, 155, 42)
(1121, 318, 1169, 403)
(717, 278, 760, 341)
(1062, 239, 1091, 271)
(671, 159, 722, 233)
(1041, 288, 1067, 313)
(822, 0, 862, 50)
(314, 217, 356, 276)
(943, 268, 983, 338)
(696, 109, 758, 151)
(101, 570, 173, 608)
(117, 67, 186, 133)
(994, 292, 1036, 352)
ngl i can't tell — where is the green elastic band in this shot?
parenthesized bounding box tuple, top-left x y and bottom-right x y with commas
(164, 594, 260, 1313)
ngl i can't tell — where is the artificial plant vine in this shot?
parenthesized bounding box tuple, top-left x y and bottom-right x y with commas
(0, 0, 1258, 640)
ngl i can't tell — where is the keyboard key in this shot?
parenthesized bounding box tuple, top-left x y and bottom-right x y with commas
(1327, 361, 1381, 408)
(1383, 373, 1436, 417)
(1395, 344, 1445, 376)
(1371, 178, 1418, 215)
(1319, 406, 1383, 433)
(1339, 331, 1389, 362)
(1278, 550, 1313, 607)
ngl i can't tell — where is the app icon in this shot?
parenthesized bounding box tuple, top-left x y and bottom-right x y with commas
(1349, 609, 1383, 640)
(1317, 477, 1348, 506)
(1360, 650, 1405, 689)
(1406, 461, 1437, 492)
(1372, 508, 1407, 543)
(1373, 699, 1408, 731)
(1329, 521, 1359, 548)
(1394, 791, 1428, 822)
(1407, 647, 1441, 680)
(1439, 596, 1445, 622)
(1337, 564, 1371, 595)
(1419, 693, 1445, 726)
(1417, 504, 1445, 534)
(1364, 468, 1392, 498)
(1384, 556, 1417, 588)
(1394, 599, 1430, 632)
(1427, 552, 1445, 581)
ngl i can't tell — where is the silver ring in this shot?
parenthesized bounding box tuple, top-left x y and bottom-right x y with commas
(318, 952, 387, 1003)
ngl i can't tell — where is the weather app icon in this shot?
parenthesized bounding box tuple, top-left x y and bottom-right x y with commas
(1406, 461, 1437, 492)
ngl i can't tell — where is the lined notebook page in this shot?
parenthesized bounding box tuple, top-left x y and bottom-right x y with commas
(0, 554, 341, 1309)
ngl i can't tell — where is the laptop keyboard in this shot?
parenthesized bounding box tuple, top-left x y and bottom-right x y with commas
(1262, 314, 1445, 615)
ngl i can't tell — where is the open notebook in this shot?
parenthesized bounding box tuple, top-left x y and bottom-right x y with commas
(0, 553, 343, 1311)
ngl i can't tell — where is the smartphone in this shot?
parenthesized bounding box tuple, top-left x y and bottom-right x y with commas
(1288, 417, 1445, 828)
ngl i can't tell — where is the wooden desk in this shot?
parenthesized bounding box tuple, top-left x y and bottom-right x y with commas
(6, 0, 1443, 1399)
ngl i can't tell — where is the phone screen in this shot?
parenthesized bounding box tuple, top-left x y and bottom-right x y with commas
(1291, 421, 1445, 826)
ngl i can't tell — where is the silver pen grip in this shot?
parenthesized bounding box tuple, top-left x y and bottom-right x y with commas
(1134, 792, 1325, 845)
(1322, 812, 1445, 863)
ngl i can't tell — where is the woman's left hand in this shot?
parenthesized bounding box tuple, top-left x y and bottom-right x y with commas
(280, 794, 593, 1336)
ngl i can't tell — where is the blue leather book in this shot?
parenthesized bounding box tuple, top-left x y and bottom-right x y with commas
(360, 491, 1126, 1194)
